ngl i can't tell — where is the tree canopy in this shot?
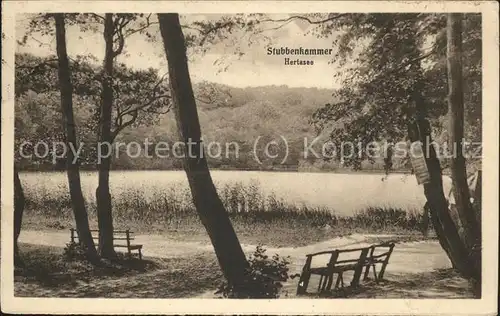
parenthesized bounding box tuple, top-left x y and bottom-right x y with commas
(307, 13, 481, 170)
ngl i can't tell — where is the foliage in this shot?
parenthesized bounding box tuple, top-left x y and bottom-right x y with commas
(63, 242, 92, 262)
(17, 13, 173, 173)
(16, 13, 480, 172)
(17, 78, 414, 172)
(307, 13, 481, 170)
(15, 53, 171, 167)
(215, 245, 298, 298)
(15, 67, 345, 170)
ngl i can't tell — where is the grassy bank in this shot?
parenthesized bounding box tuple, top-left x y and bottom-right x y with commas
(21, 181, 428, 247)
(15, 242, 472, 299)
(15, 243, 222, 298)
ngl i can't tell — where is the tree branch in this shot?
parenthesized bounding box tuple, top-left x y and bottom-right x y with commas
(111, 109, 138, 141)
(386, 49, 435, 75)
(199, 21, 235, 46)
(261, 14, 349, 26)
(112, 94, 171, 140)
(120, 94, 171, 117)
(111, 71, 170, 139)
(90, 13, 105, 21)
(112, 18, 126, 57)
(180, 24, 204, 33)
(16, 59, 58, 70)
(123, 14, 158, 39)
(113, 31, 125, 57)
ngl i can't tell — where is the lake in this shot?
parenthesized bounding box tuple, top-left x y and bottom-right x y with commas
(20, 170, 453, 216)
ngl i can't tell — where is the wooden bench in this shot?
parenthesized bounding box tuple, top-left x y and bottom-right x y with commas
(296, 242, 395, 296)
(70, 228, 143, 260)
(363, 242, 395, 283)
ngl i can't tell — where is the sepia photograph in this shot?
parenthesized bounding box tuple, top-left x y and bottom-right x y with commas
(1, 1, 498, 315)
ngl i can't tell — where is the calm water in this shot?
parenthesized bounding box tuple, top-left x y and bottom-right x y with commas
(21, 170, 453, 216)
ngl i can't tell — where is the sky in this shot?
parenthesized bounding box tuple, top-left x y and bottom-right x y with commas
(15, 14, 343, 89)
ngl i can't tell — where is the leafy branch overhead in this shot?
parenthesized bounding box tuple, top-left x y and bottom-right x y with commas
(181, 13, 480, 168)
(15, 13, 239, 168)
(179, 12, 479, 170)
(15, 53, 171, 138)
(16, 13, 243, 128)
(304, 13, 481, 169)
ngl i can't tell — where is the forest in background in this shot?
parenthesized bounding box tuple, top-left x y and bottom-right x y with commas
(15, 53, 390, 172)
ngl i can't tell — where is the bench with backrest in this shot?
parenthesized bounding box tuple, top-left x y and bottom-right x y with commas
(296, 242, 395, 296)
(363, 242, 395, 283)
(70, 228, 143, 260)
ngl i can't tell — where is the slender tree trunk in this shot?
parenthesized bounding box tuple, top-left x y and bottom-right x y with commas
(446, 13, 481, 286)
(54, 13, 99, 263)
(14, 168, 25, 267)
(409, 121, 466, 270)
(96, 13, 117, 259)
(157, 13, 249, 288)
(408, 77, 471, 278)
(426, 202, 453, 263)
(421, 202, 429, 238)
(470, 169, 482, 294)
(472, 170, 481, 224)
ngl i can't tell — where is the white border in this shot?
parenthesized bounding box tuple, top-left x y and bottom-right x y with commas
(2, 1, 499, 315)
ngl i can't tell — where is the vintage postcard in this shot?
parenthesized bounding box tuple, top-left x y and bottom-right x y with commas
(1, 1, 498, 315)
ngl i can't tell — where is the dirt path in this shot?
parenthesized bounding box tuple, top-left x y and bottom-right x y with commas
(19, 230, 456, 298)
(19, 230, 215, 258)
(19, 231, 451, 274)
(19, 230, 396, 259)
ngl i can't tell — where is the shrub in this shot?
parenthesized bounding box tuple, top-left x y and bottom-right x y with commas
(63, 242, 89, 262)
(216, 245, 299, 298)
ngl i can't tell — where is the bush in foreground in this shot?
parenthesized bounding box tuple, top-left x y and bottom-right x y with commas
(216, 245, 299, 298)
